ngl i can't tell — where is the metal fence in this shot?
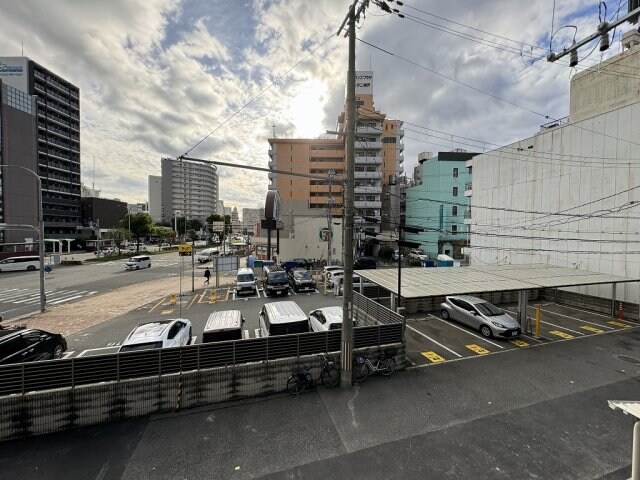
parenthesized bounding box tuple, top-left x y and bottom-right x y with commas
(0, 324, 402, 397)
(353, 291, 404, 326)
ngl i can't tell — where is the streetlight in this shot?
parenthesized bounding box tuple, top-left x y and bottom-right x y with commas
(0, 164, 45, 312)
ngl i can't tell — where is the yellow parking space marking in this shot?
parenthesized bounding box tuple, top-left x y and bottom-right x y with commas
(580, 325, 604, 334)
(148, 296, 166, 313)
(466, 344, 490, 355)
(509, 339, 529, 347)
(608, 321, 631, 328)
(549, 330, 574, 339)
(160, 309, 174, 315)
(421, 351, 446, 363)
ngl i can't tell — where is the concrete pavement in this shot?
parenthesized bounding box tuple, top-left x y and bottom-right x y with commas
(0, 326, 638, 479)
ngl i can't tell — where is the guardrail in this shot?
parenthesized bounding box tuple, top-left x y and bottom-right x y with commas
(0, 324, 402, 397)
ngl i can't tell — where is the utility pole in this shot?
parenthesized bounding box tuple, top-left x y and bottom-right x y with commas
(337, 0, 369, 389)
(547, 4, 640, 65)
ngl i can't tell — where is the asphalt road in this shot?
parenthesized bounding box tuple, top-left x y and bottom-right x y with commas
(0, 252, 197, 320)
(1, 326, 638, 479)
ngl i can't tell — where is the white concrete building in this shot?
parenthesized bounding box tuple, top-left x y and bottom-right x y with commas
(242, 207, 263, 233)
(466, 39, 640, 304)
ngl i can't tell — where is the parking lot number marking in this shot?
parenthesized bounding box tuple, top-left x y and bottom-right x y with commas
(161, 309, 174, 315)
(466, 344, 490, 355)
(549, 330, 574, 339)
(421, 351, 446, 363)
(509, 339, 529, 347)
(580, 325, 604, 334)
(608, 321, 631, 328)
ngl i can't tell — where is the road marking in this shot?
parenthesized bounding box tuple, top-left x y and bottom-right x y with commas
(148, 296, 166, 313)
(553, 304, 619, 319)
(538, 307, 615, 330)
(161, 309, 174, 314)
(190, 336, 197, 345)
(580, 325, 604, 334)
(61, 351, 74, 359)
(254, 328, 262, 338)
(608, 320, 632, 328)
(466, 344, 490, 355)
(76, 346, 120, 357)
(520, 333, 546, 343)
(510, 339, 529, 347)
(243, 329, 250, 339)
(106, 342, 122, 347)
(540, 320, 585, 336)
(406, 324, 463, 358)
(549, 330, 574, 339)
(49, 294, 87, 305)
(421, 351, 446, 363)
(427, 314, 505, 349)
(187, 295, 198, 309)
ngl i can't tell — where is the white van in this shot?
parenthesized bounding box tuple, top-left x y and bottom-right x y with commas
(202, 310, 246, 342)
(0, 256, 40, 272)
(197, 248, 220, 263)
(125, 255, 151, 270)
(258, 301, 309, 336)
(235, 267, 257, 295)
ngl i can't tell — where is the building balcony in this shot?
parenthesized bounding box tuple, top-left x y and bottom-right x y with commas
(354, 185, 382, 195)
(356, 126, 381, 134)
(354, 171, 380, 180)
(464, 181, 472, 197)
(355, 141, 382, 150)
(355, 156, 382, 165)
(354, 200, 382, 209)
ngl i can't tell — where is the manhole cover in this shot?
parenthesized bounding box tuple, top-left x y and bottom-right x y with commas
(615, 354, 640, 365)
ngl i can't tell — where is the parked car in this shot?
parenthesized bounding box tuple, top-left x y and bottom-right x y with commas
(353, 256, 377, 270)
(409, 250, 429, 261)
(308, 306, 356, 332)
(440, 295, 521, 338)
(325, 269, 344, 288)
(118, 319, 192, 353)
(322, 265, 343, 280)
(392, 250, 404, 261)
(287, 268, 317, 292)
(258, 301, 309, 336)
(0, 328, 67, 364)
(263, 265, 289, 296)
(198, 248, 220, 263)
(235, 267, 257, 295)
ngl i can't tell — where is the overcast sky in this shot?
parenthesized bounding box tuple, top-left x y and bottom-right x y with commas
(0, 0, 627, 212)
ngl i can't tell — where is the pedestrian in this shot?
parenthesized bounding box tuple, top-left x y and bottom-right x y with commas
(204, 267, 211, 285)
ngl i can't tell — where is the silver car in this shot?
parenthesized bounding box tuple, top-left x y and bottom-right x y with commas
(440, 295, 520, 338)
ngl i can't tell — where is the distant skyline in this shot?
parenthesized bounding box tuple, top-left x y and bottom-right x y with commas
(0, 0, 625, 211)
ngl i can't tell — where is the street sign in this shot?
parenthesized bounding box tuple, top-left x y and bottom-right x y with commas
(178, 244, 192, 256)
(210, 221, 225, 231)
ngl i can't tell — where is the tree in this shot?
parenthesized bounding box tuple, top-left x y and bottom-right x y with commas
(119, 212, 154, 253)
(154, 226, 175, 245)
(187, 219, 203, 232)
(104, 228, 129, 254)
(379, 245, 394, 261)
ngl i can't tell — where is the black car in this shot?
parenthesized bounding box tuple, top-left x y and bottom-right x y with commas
(353, 256, 377, 270)
(0, 328, 67, 365)
(287, 268, 317, 293)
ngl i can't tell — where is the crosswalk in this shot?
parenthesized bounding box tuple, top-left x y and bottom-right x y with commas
(0, 288, 98, 306)
(94, 260, 181, 268)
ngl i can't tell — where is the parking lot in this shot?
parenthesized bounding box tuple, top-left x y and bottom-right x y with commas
(405, 301, 638, 367)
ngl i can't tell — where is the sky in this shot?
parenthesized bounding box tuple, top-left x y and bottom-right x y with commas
(0, 0, 629, 212)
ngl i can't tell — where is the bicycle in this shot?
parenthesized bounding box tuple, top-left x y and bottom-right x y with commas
(287, 352, 340, 394)
(353, 348, 394, 383)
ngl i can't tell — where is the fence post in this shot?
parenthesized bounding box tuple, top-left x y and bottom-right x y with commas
(297, 334, 300, 360)
(197, 343, 200, 371)
(116, 353, 120, 382)
(233, 341, 236, 366)
(21, 363, 25, 395)
(71, 358, 75, 389)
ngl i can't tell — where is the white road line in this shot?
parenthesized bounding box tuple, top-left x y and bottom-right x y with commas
(552, 303, 621, 320)
(61, 351, 74, 359)
(49, 294, 87, 305)
(243, 329, 250, 339)
(406, 324, 463, 358)
(540, 320, 585, 336)
(538, 307, 615, 330)
(520, 333, 546, 343)
(190, 336, 197, 344)
(427, 314, 506, 349)
(76, 346, 120, 357)
(0, 289, 32, 301)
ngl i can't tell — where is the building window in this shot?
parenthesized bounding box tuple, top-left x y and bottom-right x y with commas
(452, 187, 458, 196)
(453, 168, 458, 178)
(451, 225, 457, 235)
(382, 137, 396, 143)
(452, 206, 458, 216)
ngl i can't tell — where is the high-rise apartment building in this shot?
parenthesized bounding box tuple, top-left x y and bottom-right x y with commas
(160, 157, 218, 223)
(0, 57, 81, 243)
(267, 71, 404, 251)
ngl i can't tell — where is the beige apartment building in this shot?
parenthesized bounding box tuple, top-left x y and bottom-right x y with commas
(267, 71, 404, 256)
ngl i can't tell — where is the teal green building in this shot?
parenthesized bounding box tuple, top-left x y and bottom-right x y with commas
(404, 151, 477, 260)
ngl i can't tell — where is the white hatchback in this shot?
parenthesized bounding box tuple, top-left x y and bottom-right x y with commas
(118, 319, 192, 352)
(308, 306, 354, 332)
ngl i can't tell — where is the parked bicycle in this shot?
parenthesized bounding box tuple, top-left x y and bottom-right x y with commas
(353, 348, 395, 383)
(287, 352, 340, 394)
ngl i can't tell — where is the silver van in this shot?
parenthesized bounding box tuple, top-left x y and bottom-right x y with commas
(235, 267, 257, 295)
(0, 256, 40, 272)
(258, 301, 309, 337)
(197, 248, 220, 263)
(202, 310, 246, 342)
(125, 255, 151, 270)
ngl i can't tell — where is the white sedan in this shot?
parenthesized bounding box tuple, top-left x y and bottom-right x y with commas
(119, 319, 192, 353)
(309, 306, 345, 332)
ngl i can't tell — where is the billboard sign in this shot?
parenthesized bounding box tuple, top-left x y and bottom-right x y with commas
(0, 57, 28, 92)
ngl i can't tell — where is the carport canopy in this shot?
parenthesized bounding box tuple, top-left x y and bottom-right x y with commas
(356, 264, 639, 298)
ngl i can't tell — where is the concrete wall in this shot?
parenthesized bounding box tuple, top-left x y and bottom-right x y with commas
(468, 101, 640, 305)
(0, 346, 402, 441)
